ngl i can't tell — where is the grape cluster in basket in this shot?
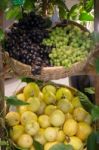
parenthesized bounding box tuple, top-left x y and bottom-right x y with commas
(5, 83, 93, 150)
(43, 26, 93, 68)
(5, 12, 52, 75)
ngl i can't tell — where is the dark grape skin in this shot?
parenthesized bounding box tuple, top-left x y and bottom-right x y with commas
(4, 12, 52, 75)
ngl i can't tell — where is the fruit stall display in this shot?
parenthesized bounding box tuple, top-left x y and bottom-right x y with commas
(3, 12, 94, 80)
(5, 81, 95, 150)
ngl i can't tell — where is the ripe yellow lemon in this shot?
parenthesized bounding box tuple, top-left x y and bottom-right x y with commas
(37, 100, 46, 115)
(84, 113, 92, 125)
(73, 107, 87, 122)
(42, 85, 56, 94)
(72, 97, 82, 108)
(10, 125, 24, 142)
(5, 112, 20, 126)
(30, 145, 35, 150)
(63, 119, 78, 136)
(17, 134, 33, 149)
(25, 121, 40, 136)
(57, 130, 65, 142)
(65, 136, 83, 150)
(44, 142, 58, 150)
(17, 93, 26, 101)
(38, 115, 50, 128)
(57, 99, 73, 113)
(23, 82, 40, 99)
(50, 109, 65, 127)
(65, 113, 73, 120)
(27, 97, 40, 112)
(34, 128, 47, 145)
(44, 127, 57, 142)
(76, 122, 92, 141)
(17, 106, 27, 115)
(44, 105, 57, 115)
(56, 87, 73, 101)
(21, 111, 37, 125)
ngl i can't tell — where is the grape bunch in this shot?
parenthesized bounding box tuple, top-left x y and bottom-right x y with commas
(4, 12, 52, 75)
(43, 25, 93, 68)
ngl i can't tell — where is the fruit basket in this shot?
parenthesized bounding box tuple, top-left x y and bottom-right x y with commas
(5, 81, 94, 150)
(3, 12, 95, 81)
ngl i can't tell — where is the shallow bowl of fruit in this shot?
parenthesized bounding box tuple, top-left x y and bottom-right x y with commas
(5, 81, 93, 150)
(3, 12, 94, 81)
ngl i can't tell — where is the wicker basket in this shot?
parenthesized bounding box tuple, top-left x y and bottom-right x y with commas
(4, 20, 96, 81)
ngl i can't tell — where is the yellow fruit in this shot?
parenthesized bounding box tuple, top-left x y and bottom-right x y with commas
(17, 93, 26, 101)
(73, 107, 87, 122)
(57, 130, 65, 142)
(50, 109, 65, 127)
(27, 97, 40, 112)
(44, 91, 56, 104)
(25, 121, 40, 136)
(65, 113, 73, 120)
(56, 87, 73, 101)
(30, 145, 35, 150)
(38, 115, 50, 128)
(44, 105, 57, 115)
(34, 128, 47, 145)
(57, 99, 73, 113)
(37, 100, 46, 115)
(17, 134, 33, 149)
(65, 136, 83, 150)
(10, 125, 24, 142)
(44, 142, 58, 150)
(23, 82, 40, 99)
(5, 112, 20, 126)
(76, 122, 92, 141)
(72, 97, 82, 108)
(38, 92, 44, 101)
(42, 85, 56, 94)
(17, 106, 27, 115)
(44, 127, 57, 142)
(21, 111, 37, 125)
(63, 119, 78, 136)
(84, 113, 92, 125)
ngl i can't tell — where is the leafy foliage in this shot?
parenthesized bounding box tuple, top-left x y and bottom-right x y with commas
(33, 140, 44, 150)
(84, 87, 95, 94)
(91, 106, 99, 121)
(5, 96, 29, 106)
(78, 91, 94, 113)
(95, 57, 99, 74)
(49, 143, 73, 150)
(0, 28, 5, 42)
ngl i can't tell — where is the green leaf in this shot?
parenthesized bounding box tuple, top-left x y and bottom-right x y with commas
(0, 141, 9, 146)
(84, 0, 93, 12)
(5, 6, 22, 20)
(59, 6, 67, 19)
(33, 140, 44, 150)
(78, 91, 94, 113)
(11, 0, 25, 6)
(49, 143, 73, 150)
(67, 4, 79, 19)
(79, 11, 94, 21)
(20, 77, 34, 83)
(5, 96, 29, 106)
(20, 77, 44, 86)
(87, 132, 97, 150)
(23, 0, 35, 11)
(95, 57, 99, 74)
(85, 87, 95, 94)
(0, 29, 5, 41)
(91, 106, 99, 121)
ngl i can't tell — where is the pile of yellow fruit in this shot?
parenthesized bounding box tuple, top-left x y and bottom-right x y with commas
(5, 82, 93, 150)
